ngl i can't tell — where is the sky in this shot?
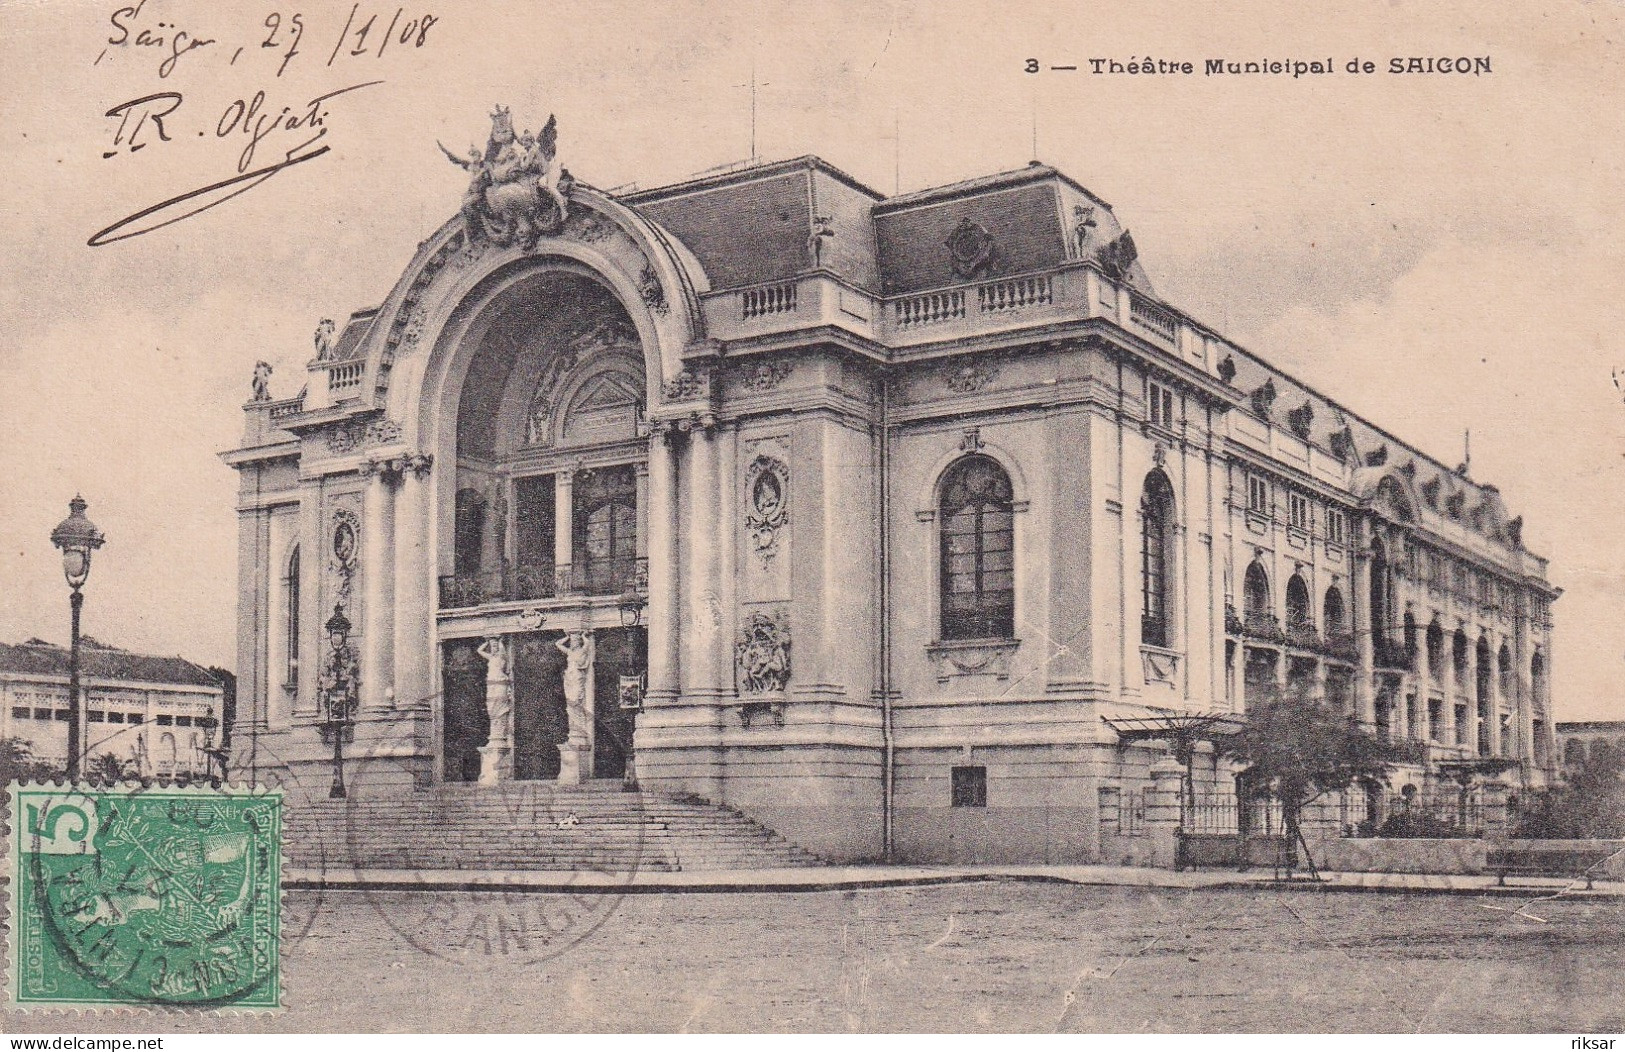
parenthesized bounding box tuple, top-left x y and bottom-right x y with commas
(1, 0, 1621, 718)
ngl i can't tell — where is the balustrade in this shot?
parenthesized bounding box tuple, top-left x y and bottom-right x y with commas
(741, 282, 798, 319)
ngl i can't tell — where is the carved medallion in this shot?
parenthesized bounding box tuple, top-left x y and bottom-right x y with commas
(946, 218, 1000, 279)
(744, 455, 791, 567)
(662, 367, 709, 401)
(639, 261, 669, 314)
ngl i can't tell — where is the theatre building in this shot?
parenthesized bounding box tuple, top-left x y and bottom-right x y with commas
(226, 121, 1559, 864)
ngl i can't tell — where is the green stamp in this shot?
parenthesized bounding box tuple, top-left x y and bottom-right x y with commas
(7, 783, 282, 1011)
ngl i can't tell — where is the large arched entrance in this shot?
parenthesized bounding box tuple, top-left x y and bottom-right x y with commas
(437, 264, 650, 784)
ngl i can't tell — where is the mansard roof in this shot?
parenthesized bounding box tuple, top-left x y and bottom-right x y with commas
(0, 639, 221, 689)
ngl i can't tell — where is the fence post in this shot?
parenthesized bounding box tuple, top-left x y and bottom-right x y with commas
(1146, 759, 1185, 869)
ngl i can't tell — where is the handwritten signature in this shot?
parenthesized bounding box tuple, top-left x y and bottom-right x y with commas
(89, 80, 381, 247)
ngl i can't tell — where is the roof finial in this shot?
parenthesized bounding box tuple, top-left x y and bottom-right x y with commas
(1457, 428, 1471, 477)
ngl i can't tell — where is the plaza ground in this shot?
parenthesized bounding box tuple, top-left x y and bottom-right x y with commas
(11, 879, 1623, 1032)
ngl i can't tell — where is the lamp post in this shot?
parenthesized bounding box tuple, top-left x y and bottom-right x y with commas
(50, 495, 105, 783)
(319, 604, 357, 799)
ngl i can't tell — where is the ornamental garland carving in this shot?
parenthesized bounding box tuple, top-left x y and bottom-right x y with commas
(944, 360, 998, 394)
(326, 417, 404, 454)
(639, 261, 669, 314)
(744, 454, 790, 566)
(740, 359, 793, 392)
(662, 366, 709, 401)
(736, 610, 791, 694)
(946, 218, 1000, 279)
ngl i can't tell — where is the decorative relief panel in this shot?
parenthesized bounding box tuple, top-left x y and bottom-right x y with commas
(943, 360, 998, 394)
(925, 638, 1020, 685)
(324, 498, 362, 640)
(325, 417, 404, 455)
(742, 437, 791, 601)
(1141, 646, 1181, 686)
(739, 359, 793, 392)
(736, 609, 791, 694)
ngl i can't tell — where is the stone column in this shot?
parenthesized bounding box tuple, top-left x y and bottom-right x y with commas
(646, 428, 681, 703)
(359, 459, 396, 710)
(685, 428, 720, 694)
(476, 635, 512, 783)
(1352, 544, 1376, 729)
(1486, 644, 1503, 758)
(634, 463, 650, 560)
(391, 454, 434, 711)
(715, 424, 739, 701)
(1464, 635, 1481, 756)
(554, 471, 575, 592)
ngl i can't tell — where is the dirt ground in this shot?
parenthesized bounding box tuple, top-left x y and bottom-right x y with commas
(10, 881, 1624, 1032)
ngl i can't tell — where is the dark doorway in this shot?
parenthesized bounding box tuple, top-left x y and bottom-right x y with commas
(511, 631, 568, 780)
(441, 639, 489, 782)
(592, 626, 646, 780)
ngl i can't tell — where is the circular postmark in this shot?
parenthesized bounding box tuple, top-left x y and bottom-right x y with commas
(22, 782, 281, 1009)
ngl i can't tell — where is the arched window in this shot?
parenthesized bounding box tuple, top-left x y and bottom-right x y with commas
(1140, 470, 1175, 647)
(1369, 539, 1390, 643)
(1243, 562, 1271, 620)
(1498, 644, 1513, 697)
(1531, 650, 1546, 705)
(1404, 612, 1418, 669)
(1453, 630, 1469, 689)
(939, 455, 1015, 640)
(1427, 621, 1444, 684)
(1285, 575, 1311, 630)
(283, 546, 300, 686)
(1323, 586, 1346, 634)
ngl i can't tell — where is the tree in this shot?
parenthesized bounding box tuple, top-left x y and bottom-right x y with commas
(1227, 682, 1417, 876)
(1513, 747, 1625, 839)
(0, 736, 63, 785)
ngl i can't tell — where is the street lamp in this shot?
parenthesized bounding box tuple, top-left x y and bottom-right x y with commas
(319, 604, 357, 799)
(50, 495, 104, 783)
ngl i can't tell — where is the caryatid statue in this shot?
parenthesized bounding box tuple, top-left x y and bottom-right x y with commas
(475, 635, 513, 784)
(555, 630, 595, 743)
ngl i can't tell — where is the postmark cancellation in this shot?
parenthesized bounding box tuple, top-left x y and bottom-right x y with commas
(5, 782, 283, 1013)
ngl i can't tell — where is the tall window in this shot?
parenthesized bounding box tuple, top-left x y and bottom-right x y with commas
(573, 465, 638, 595)
(1288, 492, 1311, 531)
(1323, 586, 1346, 635)
(1243, 562, 1271, 619)
(1285, 574, 1311, 630)
(1140, 470, 1175, 647)
(454, 488, 487, 575)
(1148, 380, 1175, 429)
(1325, 508, 1347, 546)
(283, 546, 300, 686)
(939, 455, 1015, 640)
(1247, 474, 1270, 515)
(1369, 539, 1390, 643)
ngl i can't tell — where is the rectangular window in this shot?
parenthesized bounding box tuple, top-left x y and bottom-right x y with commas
(88, 710, 105, 723)
(34, 707, 52, 720)
(1288, 492, 1311, 530)
(514, 473, 557, 599)
(951, 765, 988, 807)
(1325, 508, 1346, 545)
(127, 713, 144, 725)
(1148, 381, 1175, 429)
(157, 714, 174, 726)
(1247, 475, 1270, 515)
(107, 711, 126, 724)
(572, 464, 639, 596)
(10, 706, 28, 720)
(53, 709, 69, 722)
(175, 715, 193, 727)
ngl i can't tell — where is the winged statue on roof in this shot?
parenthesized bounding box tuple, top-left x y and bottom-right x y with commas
(439, 107, 572, 249)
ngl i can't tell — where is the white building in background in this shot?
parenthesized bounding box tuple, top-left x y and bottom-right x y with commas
(0, 638, 224, 778)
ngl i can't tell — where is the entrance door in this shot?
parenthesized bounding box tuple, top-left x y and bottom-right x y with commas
(592, 626, 646, 780)
(441, 640, 489, 782)
(510, 632, 568, 780)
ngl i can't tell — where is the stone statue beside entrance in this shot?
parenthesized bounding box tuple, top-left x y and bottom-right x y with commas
(476, 635, 513, 784)
(556, 630, 595, 784)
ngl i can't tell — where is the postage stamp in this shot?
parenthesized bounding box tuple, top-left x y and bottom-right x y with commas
(6, 782, 282, 1012)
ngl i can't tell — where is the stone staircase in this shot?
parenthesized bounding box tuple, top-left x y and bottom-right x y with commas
(282, 782, 822, 872)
